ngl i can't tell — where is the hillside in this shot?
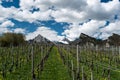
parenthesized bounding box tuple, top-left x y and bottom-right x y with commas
(70, 33, 120, 46)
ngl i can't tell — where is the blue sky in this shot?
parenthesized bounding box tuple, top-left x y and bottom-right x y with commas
(0, 0, 120, 42)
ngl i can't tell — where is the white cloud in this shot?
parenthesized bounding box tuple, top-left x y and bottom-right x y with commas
(0, 0, 120, 42)
(0, 0, 119, 24)
(50, 0, 87, 11)
(13, 9, 52, 23)
(101, 0, 120, 12)
(0, 28, 10, 34)
(17, 0, 120, 23)
(19, 0, 35, 10)
(62, 20, 106, 41)
(101, 21, 120, 33)
(14, 28, 26, 34)
(0, 20, 14, 27)
(0, 5, 18, 20)
(99, 20, 120, 39)
(85, 0, 120, 21)
(0, 20, 14, 34)
(0, 0, 52, 23)
(52, 9, 87, 23)
(49, 0, 120, 25)
(26, 26, 64, 42)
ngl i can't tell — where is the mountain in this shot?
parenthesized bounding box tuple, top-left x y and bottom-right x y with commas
(70, 33, 120, 46)
(70, 33, 99, 46)
(28, 34, 51, 44)
(29, 33, 120, 46)
(34, 35, 47, 42)
(62, 38, 70, 44)
(79, 33, 97, 45)
(70, 33, 108, 46)
(107, 33, 120, 46)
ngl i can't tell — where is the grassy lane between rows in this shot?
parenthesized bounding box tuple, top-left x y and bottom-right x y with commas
(40, 46, 71, 80)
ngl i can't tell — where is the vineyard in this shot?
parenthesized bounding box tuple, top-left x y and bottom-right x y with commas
(0, 44, 120, 80)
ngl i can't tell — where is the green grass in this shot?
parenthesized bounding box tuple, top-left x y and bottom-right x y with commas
(40, 47, 71, 80)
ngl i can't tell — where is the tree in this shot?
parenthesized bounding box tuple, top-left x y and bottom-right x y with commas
(0, 33, 25, 47)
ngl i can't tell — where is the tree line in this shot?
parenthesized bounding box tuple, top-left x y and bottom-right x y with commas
(0, 33, 26, 47)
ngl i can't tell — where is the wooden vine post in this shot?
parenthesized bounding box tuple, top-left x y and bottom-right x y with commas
(108, 46, 111, 80)
(71, 60, 75, 80)
(31, 45, 35, 80)
(82, 66, 84, 80)
(77, 45, 80, 80)
(118, 46, 120, 60)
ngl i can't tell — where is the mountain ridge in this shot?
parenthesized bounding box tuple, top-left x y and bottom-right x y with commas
(69, 33, 120, 46)
(29, 33, 120, 46)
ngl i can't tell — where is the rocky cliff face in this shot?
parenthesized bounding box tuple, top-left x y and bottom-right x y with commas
(70, 33, 99, 46)
(62, 38, 70, 44)
(34, 35, 48, 43)
(107, 33, 120, 46)
(79, 33, 97, 45)
(70, 33, 120, 46)
(29, 34, 51, 44)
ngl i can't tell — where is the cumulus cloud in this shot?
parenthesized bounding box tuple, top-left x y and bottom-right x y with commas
(62, 20, 120, 40)
(0, 0, 120, 23)
(63, 19, 120, 41)
(50, 0, 87, 11)
(26, 26, 64, 42)
(51, 0, 120, 23)
(14, 28, 26, 34)
(0, 5, 18, 20)
(0, 0, 120, 41)
(62, 20, 106, 41)
(0, 20, 14, 34)
(0, 0, 120, 24)
(0, 20, 14, 27)
(85, 0, 120, 21)
(99, 20, 120, 39)
(52, 9, 87, 23)
(0, 28, 10, 34)
(13, 9, 52, 23)
(0, 0, 52, 23)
